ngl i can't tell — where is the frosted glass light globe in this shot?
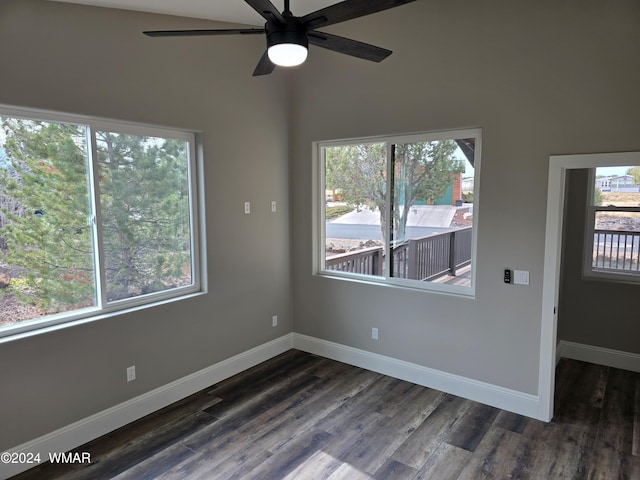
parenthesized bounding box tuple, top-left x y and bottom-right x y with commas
(268, 43, 308, 67)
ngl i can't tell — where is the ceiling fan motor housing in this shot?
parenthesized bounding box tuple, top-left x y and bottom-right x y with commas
(266, 17, 308, 50)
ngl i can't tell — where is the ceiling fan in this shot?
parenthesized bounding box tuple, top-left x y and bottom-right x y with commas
(143, 0, 417, 76)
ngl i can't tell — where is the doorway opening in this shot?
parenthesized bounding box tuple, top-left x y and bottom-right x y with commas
(539, 151, 640, 421)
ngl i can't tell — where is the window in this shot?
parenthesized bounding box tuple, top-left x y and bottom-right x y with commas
(0, 106, 201, 336)
(584, 166, 640, 282)
(316, 129, 480, 295)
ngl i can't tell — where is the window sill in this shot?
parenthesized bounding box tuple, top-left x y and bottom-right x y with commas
(0, 290, 206, 344)
(316, 270, 476, 299)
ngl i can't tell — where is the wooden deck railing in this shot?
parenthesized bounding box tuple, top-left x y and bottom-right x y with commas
(325, 245, 384, 276)
(593, 229, 640, 273)
(325, 227, 472, 281)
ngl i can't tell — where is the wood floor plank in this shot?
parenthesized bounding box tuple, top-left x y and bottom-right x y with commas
(493, 410, 530, 434)
(334, 395, 440, 475)
(155, 434, 274, 480)
(324, 462, 374, 480)
(66, 411, 216, 480)
(412, 442, 473, 480)
(521, 420, 593, 479)
(587, 367, 637, 480)
(334, 374, 398, 412)
(251, 367, 382, 451)
(390, 394, 470, 469)
(239, 428, 333, 479)
(629, 453, 640, 479)
(456, 426, 529, 480)
(553, 359, 608, 428)
(304, 356, 356, 379)
(372, 379, 432, 418)
(280, 429, 364, 480)
(312, 400, 387, 437)
(155, 372, 337, 478)
(192, 445, 273, 480)
(373, 459, 417, 480)
(445, 401, 500, 452)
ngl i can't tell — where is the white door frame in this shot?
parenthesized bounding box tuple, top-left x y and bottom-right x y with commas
(538, 151, 640, 421)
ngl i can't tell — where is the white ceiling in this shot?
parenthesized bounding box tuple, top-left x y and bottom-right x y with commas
(49, 1, 339, 26)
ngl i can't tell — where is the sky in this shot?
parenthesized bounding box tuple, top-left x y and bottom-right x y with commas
(596, 166, 632, 176)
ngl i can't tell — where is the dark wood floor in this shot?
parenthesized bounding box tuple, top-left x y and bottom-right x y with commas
(12, 350, 640, 479)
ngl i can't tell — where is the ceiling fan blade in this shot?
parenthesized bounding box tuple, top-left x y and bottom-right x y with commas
(308, 31, 392, 62)
(245, 0, 285, 24)
(302, 0, 417, 29)
(143, 28, 264, 37)
(252, 50, 276, 76)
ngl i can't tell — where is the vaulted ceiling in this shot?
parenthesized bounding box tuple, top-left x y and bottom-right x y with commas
(49, 0, 338, 25)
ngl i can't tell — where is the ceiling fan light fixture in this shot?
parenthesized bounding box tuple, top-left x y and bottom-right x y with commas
(268, 43, 308, 67)
(266, 19, 309, 68)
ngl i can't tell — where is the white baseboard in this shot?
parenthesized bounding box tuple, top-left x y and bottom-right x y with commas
(1, 334, 294, 480)
(293, 333, 540, 420)
(557, 340, 640, 373)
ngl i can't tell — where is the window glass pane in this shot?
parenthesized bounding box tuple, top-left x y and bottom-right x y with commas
(390, 139, 473, 286)
(593, 166, 640, 206)
(96, 132, 192, 302)
(588, 166, 640, 278)
(320, 133, 478, 291)
(593, 211, 640, 273)
(0, 118, 96, 328)
(323, 143, 387, 278)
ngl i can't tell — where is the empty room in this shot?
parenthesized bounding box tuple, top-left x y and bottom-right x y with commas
(1, 0, 639, 478)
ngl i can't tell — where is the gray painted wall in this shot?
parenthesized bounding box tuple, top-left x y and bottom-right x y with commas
(559, 170, 640, 354)
(290, 0, 640, 395)
(0, 0, 292, 449)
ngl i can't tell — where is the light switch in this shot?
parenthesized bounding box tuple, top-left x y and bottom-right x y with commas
(514, 270, 529, 285)
(244, 202, 250, 214)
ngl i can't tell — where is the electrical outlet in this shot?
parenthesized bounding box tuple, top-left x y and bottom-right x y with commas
(272, 315, 278, 327)
(372, 327, 379, 340)
(271, 201, 277, 212)
(126, 365, 136, 382)
(244, 202, 251, 214)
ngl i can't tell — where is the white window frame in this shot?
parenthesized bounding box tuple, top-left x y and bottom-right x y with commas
(0, 104, 204, 339)
(314, 128, 481, 297)
(583, 167, 640, 284)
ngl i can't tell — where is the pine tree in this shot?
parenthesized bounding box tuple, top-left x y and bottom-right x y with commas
(96, 131, 191, 301)
(0, 118, 95, 312)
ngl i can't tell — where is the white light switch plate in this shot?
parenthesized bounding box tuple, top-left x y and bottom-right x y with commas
(514, 270, 529, 285)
